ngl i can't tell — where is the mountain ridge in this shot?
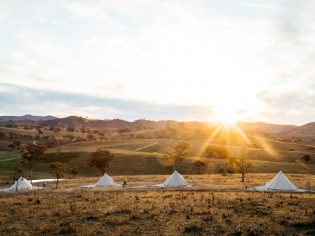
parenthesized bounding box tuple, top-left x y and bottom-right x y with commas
(1, 115, 315, 136)
(0, 114, 57, 121)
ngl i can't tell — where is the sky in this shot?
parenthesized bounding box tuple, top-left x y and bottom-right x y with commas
(0, 0, 314, 125)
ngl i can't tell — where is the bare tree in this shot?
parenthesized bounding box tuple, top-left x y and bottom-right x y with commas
(50, 136, 62, 156)
(228, 156, 252, 183)
(49, 162, 66, 189)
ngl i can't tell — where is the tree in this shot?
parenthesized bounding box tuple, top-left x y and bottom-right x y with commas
(8, 143, 16, 149)
(87, 134, 95, 140)
(174, 142, 191, 158)
(49, 162, 66, 189)
(21, 144, 48, 183)
(12, 164, 24, 191)
(67, 127, 75, 132)
(162, 142, 191, 170)
(53, 127, 61, 133)
(193, 160, 207, 174)
(50, 136, 62, 156)
(205, 146, 229, 159)
(87, 149, 114, 175)
(13, 140, 21, 147)
(227, 156, 252, 182)
(36, 127, 43, 139)
(301, 154, 311, 164)
(70, 167, 79, 178)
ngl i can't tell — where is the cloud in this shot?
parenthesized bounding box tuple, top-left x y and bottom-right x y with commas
(257, 90, 315, 125)
(265, 0, 315, 84)
(0, 1, 314, 124)
(0, 8, 7, 23)
(64, 2, 112, 23)
(16, 31, 67, 57)
(0, 83, 213, 121)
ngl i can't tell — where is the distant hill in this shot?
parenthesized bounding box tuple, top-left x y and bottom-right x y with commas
(2, 114, 315, 136)
(40, 116, 302, 134)
(280, 122, 315, 137)
(40, 116, 129, 129)
(237, 122, 297, 134)
(0, 114, 57, 122)
(40, 116, 179, 130)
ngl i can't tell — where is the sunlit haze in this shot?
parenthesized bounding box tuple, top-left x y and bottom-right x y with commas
(0, 0, 315, 124)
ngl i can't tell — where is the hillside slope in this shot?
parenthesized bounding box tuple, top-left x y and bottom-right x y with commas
(280, 122, 315, 137)
(237, 122, 296, 134)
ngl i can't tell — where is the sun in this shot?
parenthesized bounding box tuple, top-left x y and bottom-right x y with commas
(213, 106, 238, 125)
(219, 115, 236, 126)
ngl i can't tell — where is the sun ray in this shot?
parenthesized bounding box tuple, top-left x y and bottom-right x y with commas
(230, 123, 251, 146)
(249, 135, 279, 159)
(195, 120, 254, 158)
(195, 123, 224, 157)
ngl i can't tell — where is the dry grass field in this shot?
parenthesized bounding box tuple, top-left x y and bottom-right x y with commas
(0, 174, 314, 235)
(1, 126, 315, 235)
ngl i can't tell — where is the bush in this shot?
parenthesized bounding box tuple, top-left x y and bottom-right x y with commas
(205, 146, 229, 159)
(136, 134, 145, 139)
(13, 141, 21, 146)
(87, 134, 95, 140)
(118, 128, 131, 133)
(8, 143, 16, 149)
(67, 127, 75, 132)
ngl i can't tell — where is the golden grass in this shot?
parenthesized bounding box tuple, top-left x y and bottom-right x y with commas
(0, 189, 314, 235)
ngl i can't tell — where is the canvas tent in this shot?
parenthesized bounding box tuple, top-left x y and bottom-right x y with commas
(95, 173, 115, 187)
(154, 170, 188, 188)
(81, 173, 120, 188)
(256, 171, 299, 192)
(10, 177, 32, 191)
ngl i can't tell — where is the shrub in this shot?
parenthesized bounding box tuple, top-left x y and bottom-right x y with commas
(67, 127, 75, 132)
(8, 143, 16, 149)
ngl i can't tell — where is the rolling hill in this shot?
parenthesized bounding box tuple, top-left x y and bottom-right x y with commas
(237, 121, 297, 134)
(40, 116, 176, 130)
(2, 114, 315, 136)
(280, 122, 315, 137)
(0, 114, 57, 121)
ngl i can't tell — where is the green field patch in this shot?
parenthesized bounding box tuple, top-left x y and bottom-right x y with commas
(41, 152, 79, 163)
(0, 155, 22, 175)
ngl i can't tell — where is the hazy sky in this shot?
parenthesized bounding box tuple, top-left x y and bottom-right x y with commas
(0, 0, 314, 124)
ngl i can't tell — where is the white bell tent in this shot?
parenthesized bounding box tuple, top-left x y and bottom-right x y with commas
(95, 173, 115, 187)
(153, 170, 188, 188)
(163, 170, 187, 187)
(256, 171, 301, 192)
(10, 177, 32, 191)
